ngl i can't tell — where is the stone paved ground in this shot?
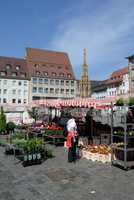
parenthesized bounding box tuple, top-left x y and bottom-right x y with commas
(0, 145, 134, 200)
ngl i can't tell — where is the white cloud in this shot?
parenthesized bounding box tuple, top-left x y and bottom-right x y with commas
(50, 0, 134, 80)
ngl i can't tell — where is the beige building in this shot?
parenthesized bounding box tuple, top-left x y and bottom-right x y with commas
(25, 48, 76, 102)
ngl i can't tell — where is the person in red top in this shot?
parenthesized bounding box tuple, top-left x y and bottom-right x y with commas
(66, 127, 78, 163)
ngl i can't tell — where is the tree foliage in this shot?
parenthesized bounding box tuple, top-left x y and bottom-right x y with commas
(6, 122, 16, 134)
(128, 97, 134, 106)
(115, 98, 124, 106)
(28, 107, 39, 122)
(0, 107, 6, 134)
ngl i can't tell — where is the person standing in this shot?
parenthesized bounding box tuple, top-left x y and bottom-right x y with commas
(66, 116, 78, 162)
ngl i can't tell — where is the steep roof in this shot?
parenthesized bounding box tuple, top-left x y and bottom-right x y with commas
(0, 56, 30, 80)
(110, 66, 128, 77)
(25, 48, 75, 80)
(107, 66, 128, 85)
(25, 48, 71, 65)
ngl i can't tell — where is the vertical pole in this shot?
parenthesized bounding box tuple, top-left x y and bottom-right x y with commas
(124, 104, 127, 169)
(111, 102, 114, 164)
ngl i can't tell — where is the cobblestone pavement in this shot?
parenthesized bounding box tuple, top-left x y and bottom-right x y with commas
(0, 145, 134, 200)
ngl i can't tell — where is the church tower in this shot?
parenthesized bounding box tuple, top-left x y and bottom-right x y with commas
(80, 49, 91, 98)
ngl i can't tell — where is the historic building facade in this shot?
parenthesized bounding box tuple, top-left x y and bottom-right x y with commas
(25, 48, 76, 102)
(91, 66, 129, 99)
(0, 56, 30, 105)
(126, 55, 134, 96)
(0, 48, 76, 106)
(80, 49, 91, 98)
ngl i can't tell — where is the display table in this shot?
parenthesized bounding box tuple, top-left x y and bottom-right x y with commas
(44, 134, 65, 145)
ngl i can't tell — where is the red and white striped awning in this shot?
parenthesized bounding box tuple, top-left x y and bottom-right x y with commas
(32, 97, 116, 109)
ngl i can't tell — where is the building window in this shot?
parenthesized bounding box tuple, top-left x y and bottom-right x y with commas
(12, 72, 17, 77)
(0, 71, 6, 76)
(71, 89, 74, 94)
(60, 73, 64, 77)
(50, 80, 54, 85)
(20, 73, 26, 78)
(55, 80, 59, 85)
(39, 78, 43, 84)
(24, 99, 27, 104)
(18, 99, 21, 104)
(18, 90, 21, 95)
(32, 87, 37, 93)
(0, 89, 1, 94)
(36, 71, 40, 76)
(52, 72, 56, 76)
(12, 80, 16, 85)
(34, 64, 39, 68)
(0, 98, 1, 103)
(4, 80, 7, 85)
(61, 89, 64, 94)
(50, 88, 54, 93)
(16, 65, 20, 70)
(58, 66, 62, 69)
(44, 88, 48, 93)
(55, 88, 59, 94)
(3, 89, 7, 94)
(38, 87, 43, 93)
(33, 78, 37, 84)
(66, 80, 69, 86)
(12, 90, 16, 95)
(66, 89, 69, 94)
(6, 64, 11, 69)
(24, 90, 27, 95)
(44, 79, 48, 84)
(122, 82, 125, 86)
(61, 80, 64, 85)
(131, 68, 134, 77)
(67, 74, 71, 78)
(71, 81, 74, 86)
(12, 99, 16, 103)
(24, 81, 27, 86)
(3, 98, 7, 103)
(18, 81, 22, 86)
(44, 72, 48, 76)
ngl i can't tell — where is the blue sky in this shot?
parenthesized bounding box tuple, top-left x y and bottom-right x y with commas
(0, 0, 134, 80)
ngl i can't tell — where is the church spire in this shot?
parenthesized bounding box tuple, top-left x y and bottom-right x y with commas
(80, 48, 91, 98)
(82, 48, 88, 77)
(83, 48, 87, 66)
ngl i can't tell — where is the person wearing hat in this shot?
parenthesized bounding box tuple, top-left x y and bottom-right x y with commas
(66, 116, 78, 162)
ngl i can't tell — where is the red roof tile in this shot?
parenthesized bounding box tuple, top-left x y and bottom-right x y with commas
(0, 56, 30, 80)
(26, 48, 75, 80)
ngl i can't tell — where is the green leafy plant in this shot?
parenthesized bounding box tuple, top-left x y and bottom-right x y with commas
(23, 138, 43, 153)
(45, 148, 53, 158)
(0, 107, 7, 134)
(128, 97, 134, 106)
(28, 107, 39, 122)
(115, 98, 124, 106)
(11, 132, 25, 140)
(6, 122, 16, 134)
